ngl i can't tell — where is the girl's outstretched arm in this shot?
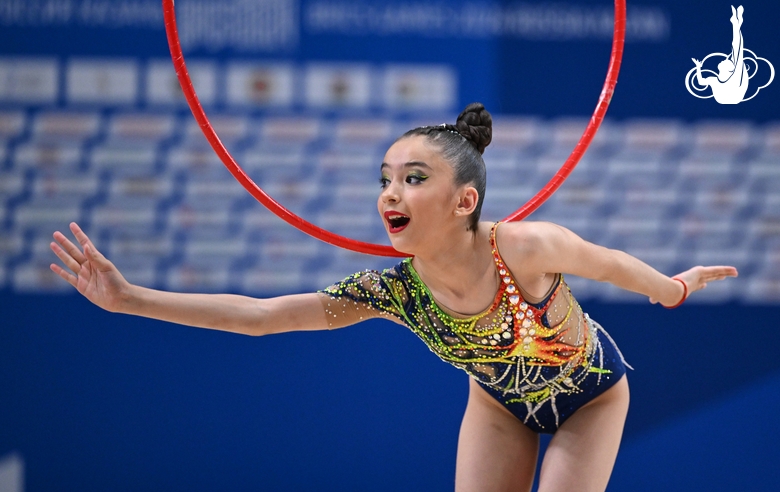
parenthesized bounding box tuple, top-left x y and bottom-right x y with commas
(500, 221, 738, 307)
(50, 222, 334, 336)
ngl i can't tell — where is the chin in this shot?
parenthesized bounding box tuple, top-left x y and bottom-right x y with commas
(386, 232, 417, 256)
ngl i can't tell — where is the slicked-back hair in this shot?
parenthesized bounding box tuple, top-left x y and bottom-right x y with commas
(398, 103, 492, 231)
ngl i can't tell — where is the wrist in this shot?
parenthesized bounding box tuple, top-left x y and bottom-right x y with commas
(116, 282, 142, 314)
(663, 277, 688, 309)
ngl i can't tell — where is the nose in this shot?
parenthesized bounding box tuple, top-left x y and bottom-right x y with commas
(380, 182, 400, 204)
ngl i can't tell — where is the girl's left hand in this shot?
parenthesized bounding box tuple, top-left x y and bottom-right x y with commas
(650, 265, 739, 306)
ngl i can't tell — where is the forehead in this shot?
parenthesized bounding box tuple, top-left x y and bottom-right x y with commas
(382, 135, 447, 169)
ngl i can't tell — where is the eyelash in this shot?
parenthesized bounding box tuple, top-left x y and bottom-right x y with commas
(379, 174, 428, 188)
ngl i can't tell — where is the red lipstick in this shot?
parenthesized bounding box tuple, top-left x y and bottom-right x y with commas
(383, 210, 410, 233)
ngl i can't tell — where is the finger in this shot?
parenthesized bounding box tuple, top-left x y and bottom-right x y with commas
(50, 241, 82, 274)
(702, 266, 738, 280)
(84, 244, 113, 271)
(69, 222, 98, 253)
(53, 230, 87, 265)
(50, 263, 78, 288)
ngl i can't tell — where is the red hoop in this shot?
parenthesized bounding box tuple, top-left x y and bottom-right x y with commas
(162, 0, 626, 257)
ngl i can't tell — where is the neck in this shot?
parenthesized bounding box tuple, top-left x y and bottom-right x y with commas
(411, 222, 495, 301)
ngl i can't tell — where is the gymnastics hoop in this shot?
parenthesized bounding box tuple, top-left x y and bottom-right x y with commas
(162, 0, 626, 257)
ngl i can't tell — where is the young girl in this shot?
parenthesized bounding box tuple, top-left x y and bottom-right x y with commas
(50, 103, 737, 491)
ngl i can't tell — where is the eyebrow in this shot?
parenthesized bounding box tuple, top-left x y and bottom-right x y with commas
(380, 161, 433, 171)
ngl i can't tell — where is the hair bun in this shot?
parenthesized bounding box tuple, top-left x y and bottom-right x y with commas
(454, 102, 492, 155)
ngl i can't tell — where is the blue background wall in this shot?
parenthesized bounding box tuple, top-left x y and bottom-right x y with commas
(2, 0, 779, 490)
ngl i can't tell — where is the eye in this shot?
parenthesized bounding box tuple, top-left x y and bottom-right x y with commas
(406, 174, 428, 185)
(379, 176, 390, 188)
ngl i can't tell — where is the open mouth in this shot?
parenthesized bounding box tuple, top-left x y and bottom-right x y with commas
(384, 211, 410, 233)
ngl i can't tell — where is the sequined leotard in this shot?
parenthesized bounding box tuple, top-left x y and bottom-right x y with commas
(319, 223, 629, 433)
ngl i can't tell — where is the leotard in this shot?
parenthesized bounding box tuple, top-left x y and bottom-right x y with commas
(319, 223, 629, 433)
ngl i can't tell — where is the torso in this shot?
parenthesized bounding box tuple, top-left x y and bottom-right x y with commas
(410, 221, 559, 318)
(319, 222, 623, 432)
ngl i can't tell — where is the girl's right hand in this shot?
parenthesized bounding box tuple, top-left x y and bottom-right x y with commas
(50, 222, 130, 313)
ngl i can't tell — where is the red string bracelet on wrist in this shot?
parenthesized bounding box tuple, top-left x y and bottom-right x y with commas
(664, 277, 688, 309)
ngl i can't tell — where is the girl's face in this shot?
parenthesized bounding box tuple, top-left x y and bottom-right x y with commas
(378, 136, 464, 254)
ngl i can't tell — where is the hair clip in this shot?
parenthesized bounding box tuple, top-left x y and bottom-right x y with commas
(438, 124, 464, 138)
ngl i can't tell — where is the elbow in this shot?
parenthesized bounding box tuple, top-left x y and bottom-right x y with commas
(232, 298, 271, 336)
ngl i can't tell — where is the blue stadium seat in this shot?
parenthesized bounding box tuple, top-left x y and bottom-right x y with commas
(0, 170, 25, 204)
(259, 116, 322, 145)
(489, 117, 544, 151)
(481, 185, 543, 222)
(90, 142, 159, 175)
(14, 200, 82, 234)
(14, 141, 83, 172)
(0, 229, 23, 263)
(12, 262, 72, 292)
(183, 114, 250, 146)
(31, 110, 102, 143)
(316, 149, 379, 186)
(619, 119, 688, 159)
(182, 235, 249, 269)
(241, 266, 306, 295)
(107, 112, 177, 144)
(30, 172, 100, 203)
(333, 118, 394, 148)
(91, 203, 158, 235)
(167, 201, 235, 236)
(689, 120, 754, 160)
(165, 263, 233, 293)
(742, 275, 780, 304)
(166, 145, 224, 174)
(0, 110, 27, 142)
(243, 146, 310, 183)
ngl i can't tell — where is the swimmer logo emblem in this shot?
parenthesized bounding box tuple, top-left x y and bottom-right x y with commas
(685, 5, 774, 104)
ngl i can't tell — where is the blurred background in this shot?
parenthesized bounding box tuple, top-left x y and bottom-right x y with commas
(1, 0, 778, 490)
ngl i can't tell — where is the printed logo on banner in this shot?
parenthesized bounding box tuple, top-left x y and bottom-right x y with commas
(685, 5, 774, 104)
(0, 58, 58, 103)
(305, 65, 371, 108)
(384, 65, 456, 111)
(67, 59, 139, 104)
(226, 64, 294, 107)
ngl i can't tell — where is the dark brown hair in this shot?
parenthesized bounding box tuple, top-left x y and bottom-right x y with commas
(399, 103, 493, 231)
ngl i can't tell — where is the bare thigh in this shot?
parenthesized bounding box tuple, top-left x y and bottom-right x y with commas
(538, 375, 630, 492)
(455, 378, 540, 492)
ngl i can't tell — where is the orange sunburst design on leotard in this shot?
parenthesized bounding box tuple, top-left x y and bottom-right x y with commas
(490, 224, 589, 367)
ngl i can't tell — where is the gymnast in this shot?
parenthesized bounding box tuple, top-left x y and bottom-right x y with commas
(692, 5, 748, 104)
(50, 103, 737, 491)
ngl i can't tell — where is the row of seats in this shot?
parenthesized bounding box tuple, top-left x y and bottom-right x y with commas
(2, 109, 779, 150)
(5, 216, 777, 276)
(1, 108, 779, 303)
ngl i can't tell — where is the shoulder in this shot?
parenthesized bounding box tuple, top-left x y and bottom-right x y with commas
(492, 221, 567, 274)
(493, 221, 562, 252)
(319, 260, 410, 299)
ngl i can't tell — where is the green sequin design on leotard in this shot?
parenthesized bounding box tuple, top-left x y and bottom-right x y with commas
(319, 225, 612, 402)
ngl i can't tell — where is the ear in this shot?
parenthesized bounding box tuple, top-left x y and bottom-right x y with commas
(454, 185, 479, 216)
